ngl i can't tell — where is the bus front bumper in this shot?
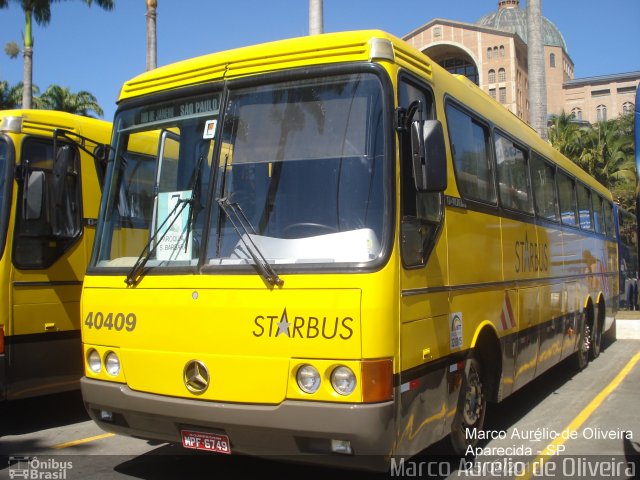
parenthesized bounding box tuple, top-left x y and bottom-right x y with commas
(81, 377, 395, 470)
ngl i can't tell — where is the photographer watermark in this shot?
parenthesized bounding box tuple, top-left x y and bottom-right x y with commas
(8, 456, 73, 479)
(390, 456, 637, 478)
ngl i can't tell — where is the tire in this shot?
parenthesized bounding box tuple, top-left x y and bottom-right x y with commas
(573, 312, 590, 370)
(589, 313, 602, 360)
(450, 357, 487, 456)
(604, 316, 617, 347)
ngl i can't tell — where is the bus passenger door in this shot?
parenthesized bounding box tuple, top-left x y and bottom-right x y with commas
(8, 139, 84, 399)
(396, 76, 449, 456)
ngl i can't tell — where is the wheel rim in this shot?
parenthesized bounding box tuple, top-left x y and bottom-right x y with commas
(462, 365, 483, 426)
(581, 323, 591, 357)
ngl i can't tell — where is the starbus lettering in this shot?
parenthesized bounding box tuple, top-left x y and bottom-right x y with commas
(252, 308, 354, 340)
(514, 232, 548, 273)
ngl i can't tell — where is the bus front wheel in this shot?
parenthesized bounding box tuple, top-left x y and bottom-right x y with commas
(450, 357, 487, 456)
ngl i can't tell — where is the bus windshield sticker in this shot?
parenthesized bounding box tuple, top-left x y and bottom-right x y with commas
(450, 312, 463, 350)
(156, 191, 193, 261)
(203, 119, 217, 139)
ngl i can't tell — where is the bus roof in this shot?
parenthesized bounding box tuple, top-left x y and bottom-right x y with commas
(0, 109, 111, 138)
(118, 30, 432, 102)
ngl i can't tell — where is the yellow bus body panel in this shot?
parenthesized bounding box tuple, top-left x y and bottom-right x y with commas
(82, 261, 397, 403)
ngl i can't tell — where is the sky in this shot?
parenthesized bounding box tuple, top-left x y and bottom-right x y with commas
(1, 0, 639, 121)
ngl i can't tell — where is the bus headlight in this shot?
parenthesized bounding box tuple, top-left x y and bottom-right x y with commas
(104, 352, 120, 376)
(296, 365, 321, 394)
(87, 349, 101, 373)
(331, 366, 356, 396)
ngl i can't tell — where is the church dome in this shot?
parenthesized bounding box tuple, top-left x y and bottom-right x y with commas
(477, 0, 568, 52)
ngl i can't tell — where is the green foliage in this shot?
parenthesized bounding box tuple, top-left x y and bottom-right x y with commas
(0, 79, 100, 116)
(39, 84, 103, 117)
(548, 111, 636, 212)
(4, 41, 20, 59)
(0, 80, 41, 108)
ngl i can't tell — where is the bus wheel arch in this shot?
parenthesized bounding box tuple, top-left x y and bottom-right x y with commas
(450, 325, 500, 455)
(589, 294, 605, 359)
(471, 326, 502, 402)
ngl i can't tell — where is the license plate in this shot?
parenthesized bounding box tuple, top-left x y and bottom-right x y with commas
(181, 429, 231, 454)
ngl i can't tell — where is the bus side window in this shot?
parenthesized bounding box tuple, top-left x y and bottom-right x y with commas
(494, 132, 533, 214)
(557, 171, 578, 227)
(591, 192, 603, 234)
(445, 103, 495, 205)
(531, 152, 559, 221)
(14, 138, 82, 269)
(576, 183, 593, 231)
(604, 200, 616, 238)
(398, 76, 442, 267)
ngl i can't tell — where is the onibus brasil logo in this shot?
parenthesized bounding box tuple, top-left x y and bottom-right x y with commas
(8, 456, 73, 479)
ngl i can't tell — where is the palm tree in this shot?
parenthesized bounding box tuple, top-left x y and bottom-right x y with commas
(527, 0, 547, 139)
(1, 80, 21, 109)
(40, 84, 103, 117)
(550, 111, 636, 210)
(3, 0, 115, 109)
(548, 112, 582, 159)
(580, 120, 635, 186)
(0, 80, 41, 108)
(309, 0, 323, 35)
(146, 0, 157, 70)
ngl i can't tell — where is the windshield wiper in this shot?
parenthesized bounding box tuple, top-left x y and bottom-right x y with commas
(125, 196, 191, 286)
(125, 149, 207, 286)
(183, 151, 206, 255)
(217, 197, 283, 287)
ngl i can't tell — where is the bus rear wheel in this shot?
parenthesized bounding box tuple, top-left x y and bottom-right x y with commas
(573, 312, 590, 370)
(450, 357, 487, 456)
(589, 315, 602, 360)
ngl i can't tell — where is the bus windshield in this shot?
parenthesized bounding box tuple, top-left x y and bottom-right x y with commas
(94, 73, 387, 272)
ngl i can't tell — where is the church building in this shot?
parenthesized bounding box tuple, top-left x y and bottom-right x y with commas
(403, 0, 639, 125)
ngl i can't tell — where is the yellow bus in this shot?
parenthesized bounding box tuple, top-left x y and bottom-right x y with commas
(0, 109, 111, 401)
(81, 30, 617, 469)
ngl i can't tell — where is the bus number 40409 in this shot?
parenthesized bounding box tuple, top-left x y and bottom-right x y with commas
(84, 312, 137, 331)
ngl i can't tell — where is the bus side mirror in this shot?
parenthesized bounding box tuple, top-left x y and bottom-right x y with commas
(410, 119, 447, 192)
(24, 170, 45, 220)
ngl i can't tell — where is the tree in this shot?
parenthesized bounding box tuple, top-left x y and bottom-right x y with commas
(40, 84, 103, 117)
(548, 112, 582, 159)
(308, 0, 323, 35)
(580, 118, 635, 188)
(549, 112, 636, 212)
(3, 0, 115, 109)
(527, 0, 547, 139)
(0, 80, 41, 108)
(146, 0, 156, 70)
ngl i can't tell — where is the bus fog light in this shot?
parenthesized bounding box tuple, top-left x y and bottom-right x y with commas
(331, 366, 356, 395)
(87, 349, 101, 373)
(104, 352, 120, 376)
(331, 439, 353, 454)
(296, 365, 321, 394)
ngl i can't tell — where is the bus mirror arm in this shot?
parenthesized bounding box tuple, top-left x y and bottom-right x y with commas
(53, 128, 111, 185)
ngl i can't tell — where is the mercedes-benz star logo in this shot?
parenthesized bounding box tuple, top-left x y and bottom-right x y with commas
(183, 360, 210, 394)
